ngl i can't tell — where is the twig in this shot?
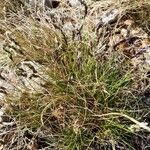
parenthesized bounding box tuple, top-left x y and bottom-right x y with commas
(93, 112, 150, 132)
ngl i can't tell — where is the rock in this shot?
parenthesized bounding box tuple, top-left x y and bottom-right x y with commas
(69, 0, 81, 7)
(0, 39, 49, 101)
(26, 0, 60, 9)
(97, 9, 119, 26)
(102, 9, 119, 24)
(63, 21, 75, 31)
(44, 0, 60, 8)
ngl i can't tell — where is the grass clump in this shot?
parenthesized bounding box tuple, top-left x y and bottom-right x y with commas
(6, 40, 143, 149)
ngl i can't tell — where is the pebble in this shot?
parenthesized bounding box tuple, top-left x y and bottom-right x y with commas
(69, 0, 81, 7)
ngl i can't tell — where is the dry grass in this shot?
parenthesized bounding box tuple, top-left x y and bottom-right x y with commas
(0, 0, 150, 149)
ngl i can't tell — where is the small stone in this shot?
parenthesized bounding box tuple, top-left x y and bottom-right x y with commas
(69, 0, 81, 7)
(63, 22, 75, 31)
(124, 19, 134, 26)
(0, 110, 4, 116)
(101, 9, 119, 25)
(121, 28, 128, 38)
